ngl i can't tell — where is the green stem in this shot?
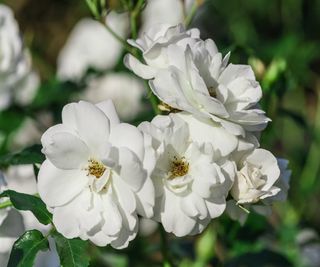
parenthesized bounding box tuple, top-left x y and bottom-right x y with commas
(0, 199, 12, 209)
(184, 1, 199, 27)
(159, 225, 173, 267)
(103, 21, 135, 55)
(144, 81, 160, 115)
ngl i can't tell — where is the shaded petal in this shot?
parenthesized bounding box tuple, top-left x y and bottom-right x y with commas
(112, 175, 137, 214)
(160, 189, 196, 236)
(218, 64, 255, 86)
(205, 197, 226, 218)
(109, 123, 144, 161)
(53, 200, 82, 239)
(181, 193, 208, 220)
(135, 177, 155, 218)
(96, 100, 120, 127)
(178, 112, 238, 156)
(124, 54, 157, 79)
(118, 147, 146, 192)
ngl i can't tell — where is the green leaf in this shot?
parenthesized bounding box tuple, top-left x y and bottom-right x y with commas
(0, 190, 52, 225)
(0, 144, 45, 167)
(52, 231, 90, 267)
(8, 230, 49, 267)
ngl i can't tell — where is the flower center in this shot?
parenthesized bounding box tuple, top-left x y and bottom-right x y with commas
(87, 159, 106, 179)
(168, 156, 189, 179)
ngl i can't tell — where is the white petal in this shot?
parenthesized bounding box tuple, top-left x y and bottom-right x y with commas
(110, 223, 138, 249)
(160, 189, 196, 236)
(178, 112, 238, 156)
(53, 201, 82, 239)
(112, 175, 137, 214)
(205, 197, 226, 218)
(62, 101, 110, 155)
(118, 147, 146, 192)
(38, 160, 87, 207)
(181, 193, 208, 220)
(109, 123, 144, 161)
(135, 176, 155, 218)
(96, 100, 120, 127)
(124, 54, 157, 79)
(101, 192, 122, 236)
(218, 64, 255, 86)
(42, 130, 90, 170)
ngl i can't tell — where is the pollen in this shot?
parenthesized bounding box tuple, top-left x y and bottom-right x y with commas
(87, 159, 106, 179)
(168, 156, 189, 179)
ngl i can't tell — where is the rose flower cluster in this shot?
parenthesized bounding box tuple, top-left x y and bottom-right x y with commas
(38, 24, 290, 248)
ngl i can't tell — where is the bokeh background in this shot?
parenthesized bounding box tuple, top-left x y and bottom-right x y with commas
(0, 0, 320, 266)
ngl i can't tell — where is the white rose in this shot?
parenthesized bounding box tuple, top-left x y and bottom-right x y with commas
(57, 12, 129, 82)
(226, 150, 290, 224)
(231, 148, 280, 204)
(82, 73, 145, 121)
(125, 24, 269, 136)
(38, 100, 155, 248)
(139, 113, 236, 236)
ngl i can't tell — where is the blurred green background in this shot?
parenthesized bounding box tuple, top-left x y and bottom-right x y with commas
(1, 0, 320, 266)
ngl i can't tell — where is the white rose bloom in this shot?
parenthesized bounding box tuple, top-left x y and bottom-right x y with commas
(226, 150, 290, 224)
(0, 4, 39, 110)
(139, 113, 236, 236)
(0, 169, 60, 267)
(82, 73, 145, 121)
(231, 148, 280, 204)
(38, 100, 154, 248)
(125, 24, 269, 136)
(57, 12, 129, 82)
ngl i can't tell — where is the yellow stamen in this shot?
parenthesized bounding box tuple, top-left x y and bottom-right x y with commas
(87, 159, 106, 179)
(168, 156, 189, 179)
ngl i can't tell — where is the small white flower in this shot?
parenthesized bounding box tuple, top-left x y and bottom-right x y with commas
(125, 24, 269, 136)
(82, 73, 145, 121)
(57, 13, 129, 82)
(139, 113, 236, 236)
(0, 4, 39, 110)
(38, 100, 154, 248)
(231, 148, 280, 204)
(226, 150, 290, 224)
